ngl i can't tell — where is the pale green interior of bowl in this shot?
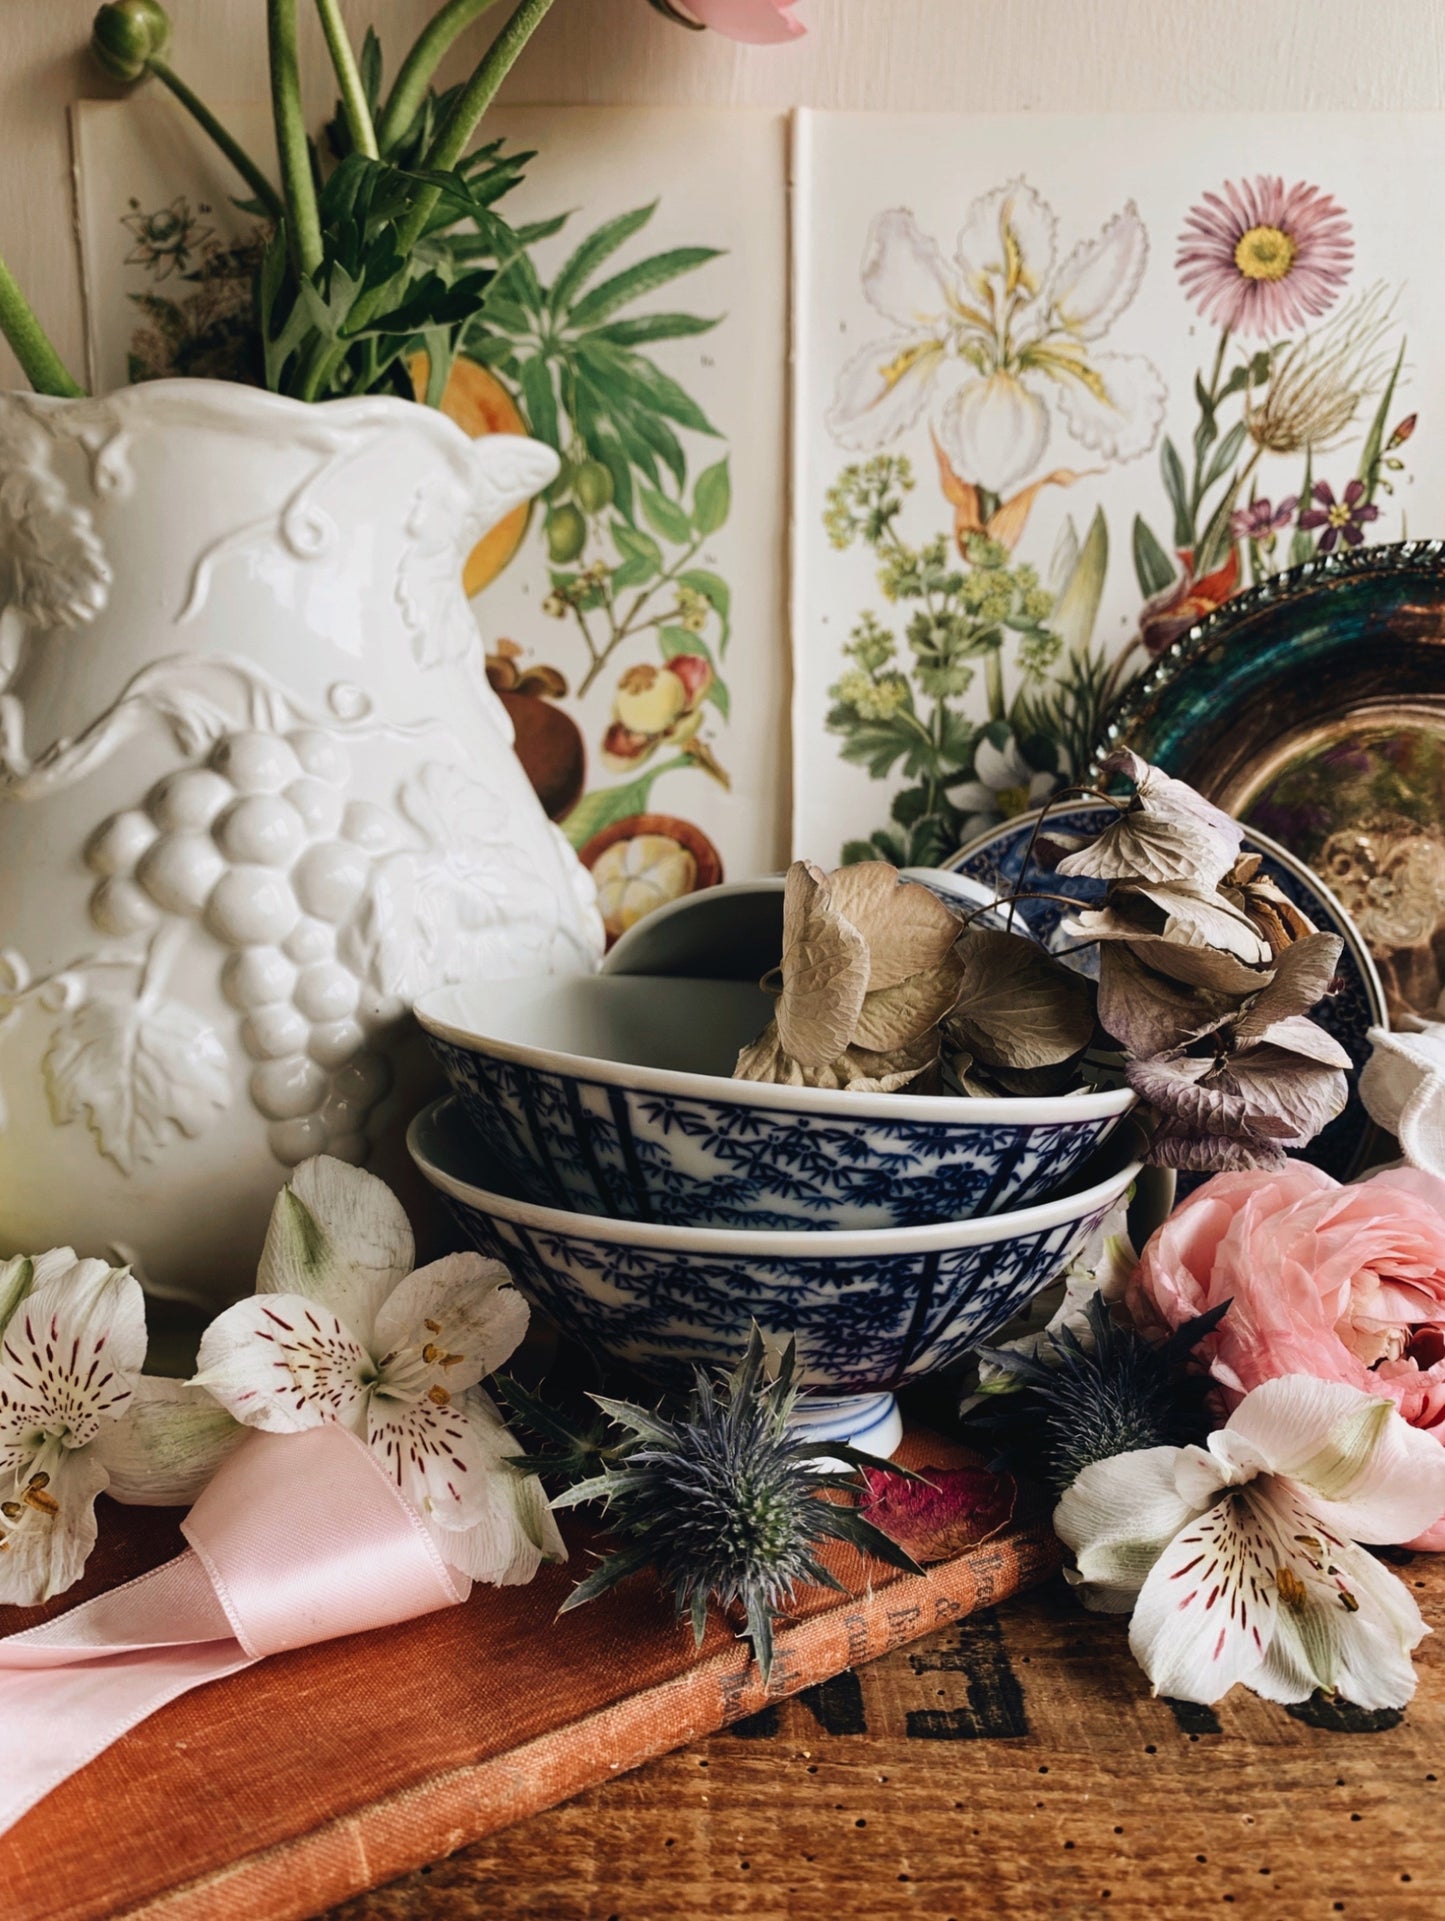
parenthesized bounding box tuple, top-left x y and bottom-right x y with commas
(426, 974, 775, 1077)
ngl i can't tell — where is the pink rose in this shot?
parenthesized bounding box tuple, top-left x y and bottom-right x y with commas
(673, 0, 805, 42)
(1131, 1161, 1445, 1548)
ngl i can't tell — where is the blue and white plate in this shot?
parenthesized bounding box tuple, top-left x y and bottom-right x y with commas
(946, 807, 1387, 1182)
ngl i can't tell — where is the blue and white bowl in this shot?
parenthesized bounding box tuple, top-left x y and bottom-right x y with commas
(415, 973, 1136, 1233)
(408, 1095, 1144, 1455)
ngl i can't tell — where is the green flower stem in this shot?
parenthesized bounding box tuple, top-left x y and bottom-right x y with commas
(314, 0, 377, 158)
(422, 0, 554, 176)
(299, 0, 555, 402)
(376, 0, 506, 154)
(0, 248, 84, 398)
(149, 58, 284, 218)
(267, 0, 323, 276)
(984, 648, 1005, 722)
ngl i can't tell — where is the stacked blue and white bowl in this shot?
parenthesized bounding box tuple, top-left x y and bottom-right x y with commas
(408, 876, 1142, 1458)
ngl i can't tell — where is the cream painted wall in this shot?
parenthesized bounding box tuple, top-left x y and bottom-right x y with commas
(2, 0, 1442, 387)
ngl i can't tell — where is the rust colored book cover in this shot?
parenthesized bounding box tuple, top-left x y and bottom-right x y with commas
(0, 1429, 1058, 1921)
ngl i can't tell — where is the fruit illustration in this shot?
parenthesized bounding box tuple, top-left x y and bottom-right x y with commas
(579, 814, 724, 945)
(603, 654, 714, 772)
(486, 642, 586, 821)
(409, 352, 533, 596)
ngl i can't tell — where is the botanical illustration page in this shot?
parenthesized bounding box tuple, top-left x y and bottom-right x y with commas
(791, 111, 1445, 864)
(73, 100, 790, 944)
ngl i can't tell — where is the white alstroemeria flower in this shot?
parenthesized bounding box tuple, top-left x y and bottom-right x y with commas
(1360, 1020, 1445, 1179)
(827, 184, 1166, 496)
(1055, 1376, 1445, 1709)
(0, 1248, 145, 1603)
(194, 1156, 564, 1585)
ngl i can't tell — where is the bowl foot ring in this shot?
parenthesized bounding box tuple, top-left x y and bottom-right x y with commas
(786, 1389, 902, 1466)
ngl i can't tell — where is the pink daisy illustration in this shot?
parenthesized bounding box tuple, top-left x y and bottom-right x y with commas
(1176, 177, 1353, 336)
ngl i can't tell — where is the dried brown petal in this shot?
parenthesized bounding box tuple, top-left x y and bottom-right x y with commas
(774, 861, 869, 1070)
(1096, 944, 1234, 1057)
(825, 1033, 941, 1093)
(827, 862, 961, 990)
(1234, 933, 1343, 1041)
(1059, 751, 1243, 889)
(1066, 883, 1272, 995)
(1147, 1121, 1289, 1174)
(1223, 862, 1318, 955)
(1229, 1041, 1350, 1139)
(853, 947, 967, 1052)
(734, 1021, 806, 1086)
(946, 927, 1095, 1070)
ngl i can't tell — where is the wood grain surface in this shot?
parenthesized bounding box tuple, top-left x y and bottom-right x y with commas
(326, 1555, 1445, 1921)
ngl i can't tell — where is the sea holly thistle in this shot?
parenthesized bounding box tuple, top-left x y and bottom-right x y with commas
(976, 1287, 1230, 1494)
(546, 1328, 921, 1683)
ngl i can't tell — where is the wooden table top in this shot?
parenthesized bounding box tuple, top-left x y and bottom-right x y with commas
(327, 1553, 1445, 1920)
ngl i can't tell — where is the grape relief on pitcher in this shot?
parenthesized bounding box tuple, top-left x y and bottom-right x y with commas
(0, 393, 598, 1175)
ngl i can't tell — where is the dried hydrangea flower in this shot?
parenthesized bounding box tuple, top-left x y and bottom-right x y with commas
(1056, 748, 1243, 891)
(1127, 933, 1351, 1170)
(736, 860, 962, 1091)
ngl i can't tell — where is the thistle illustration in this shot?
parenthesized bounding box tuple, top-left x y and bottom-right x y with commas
(521, 1328, 921, 1681)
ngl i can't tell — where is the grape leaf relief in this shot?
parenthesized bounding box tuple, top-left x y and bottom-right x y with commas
(43, 993, 232, 1173)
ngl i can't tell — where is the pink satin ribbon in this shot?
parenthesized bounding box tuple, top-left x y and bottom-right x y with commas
(0, 1425, 469, 1838)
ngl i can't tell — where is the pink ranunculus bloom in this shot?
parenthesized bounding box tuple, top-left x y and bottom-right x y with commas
(1130, 1161, 1445, 1548)
(680, 0, 805, 41)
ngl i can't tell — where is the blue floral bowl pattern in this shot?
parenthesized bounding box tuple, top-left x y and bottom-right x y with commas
(409, 1095, 1144, 1399)
(417, 976, 1135, 1233)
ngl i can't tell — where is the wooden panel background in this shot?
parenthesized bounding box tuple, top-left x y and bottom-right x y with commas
(327, 1556, 1445, 1920)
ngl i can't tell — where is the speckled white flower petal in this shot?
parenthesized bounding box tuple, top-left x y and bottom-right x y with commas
(194, 1292, 372, 1435)
(257, 1155, 414, 1347)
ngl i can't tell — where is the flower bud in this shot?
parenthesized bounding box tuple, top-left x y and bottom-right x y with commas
(91, 0, 172, 82)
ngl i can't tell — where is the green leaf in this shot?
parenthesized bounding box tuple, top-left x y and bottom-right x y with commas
(640, 487, 694, 545)
(517, 355, 560, 450)
(1200, 418, 1249, 496)
(1358, 336, 1407, 503)
(676, 569, 731, 650)
(1051, 505, 1107, 654)
(612, 520, 664, 575)
(576, 341, 720, 438)
(587, 312, 721, 347)
(627, 405, 688, 490)
(692, 459, 731, 536)
(559, 756, 691, 849)
(1132, 514, 1177, 597)
(566, 247, 723, 331)
(1195, 471, 1242, 577)
(1160, 436, 1192, 550)
(550, 201, 658, 317)
(659, 623, 709, 662)
(705, 677, 730, 720)
(1290, 447, 1316, 566)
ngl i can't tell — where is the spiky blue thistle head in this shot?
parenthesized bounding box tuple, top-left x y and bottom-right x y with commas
(551, 1328, 919, 1681)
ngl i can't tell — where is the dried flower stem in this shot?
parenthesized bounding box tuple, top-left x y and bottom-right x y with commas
(314, 0, 378, 158)
(0, 248, 83, 398)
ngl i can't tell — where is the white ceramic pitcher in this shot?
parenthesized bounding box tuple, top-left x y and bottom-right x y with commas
(0, 380, 601, 1303)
